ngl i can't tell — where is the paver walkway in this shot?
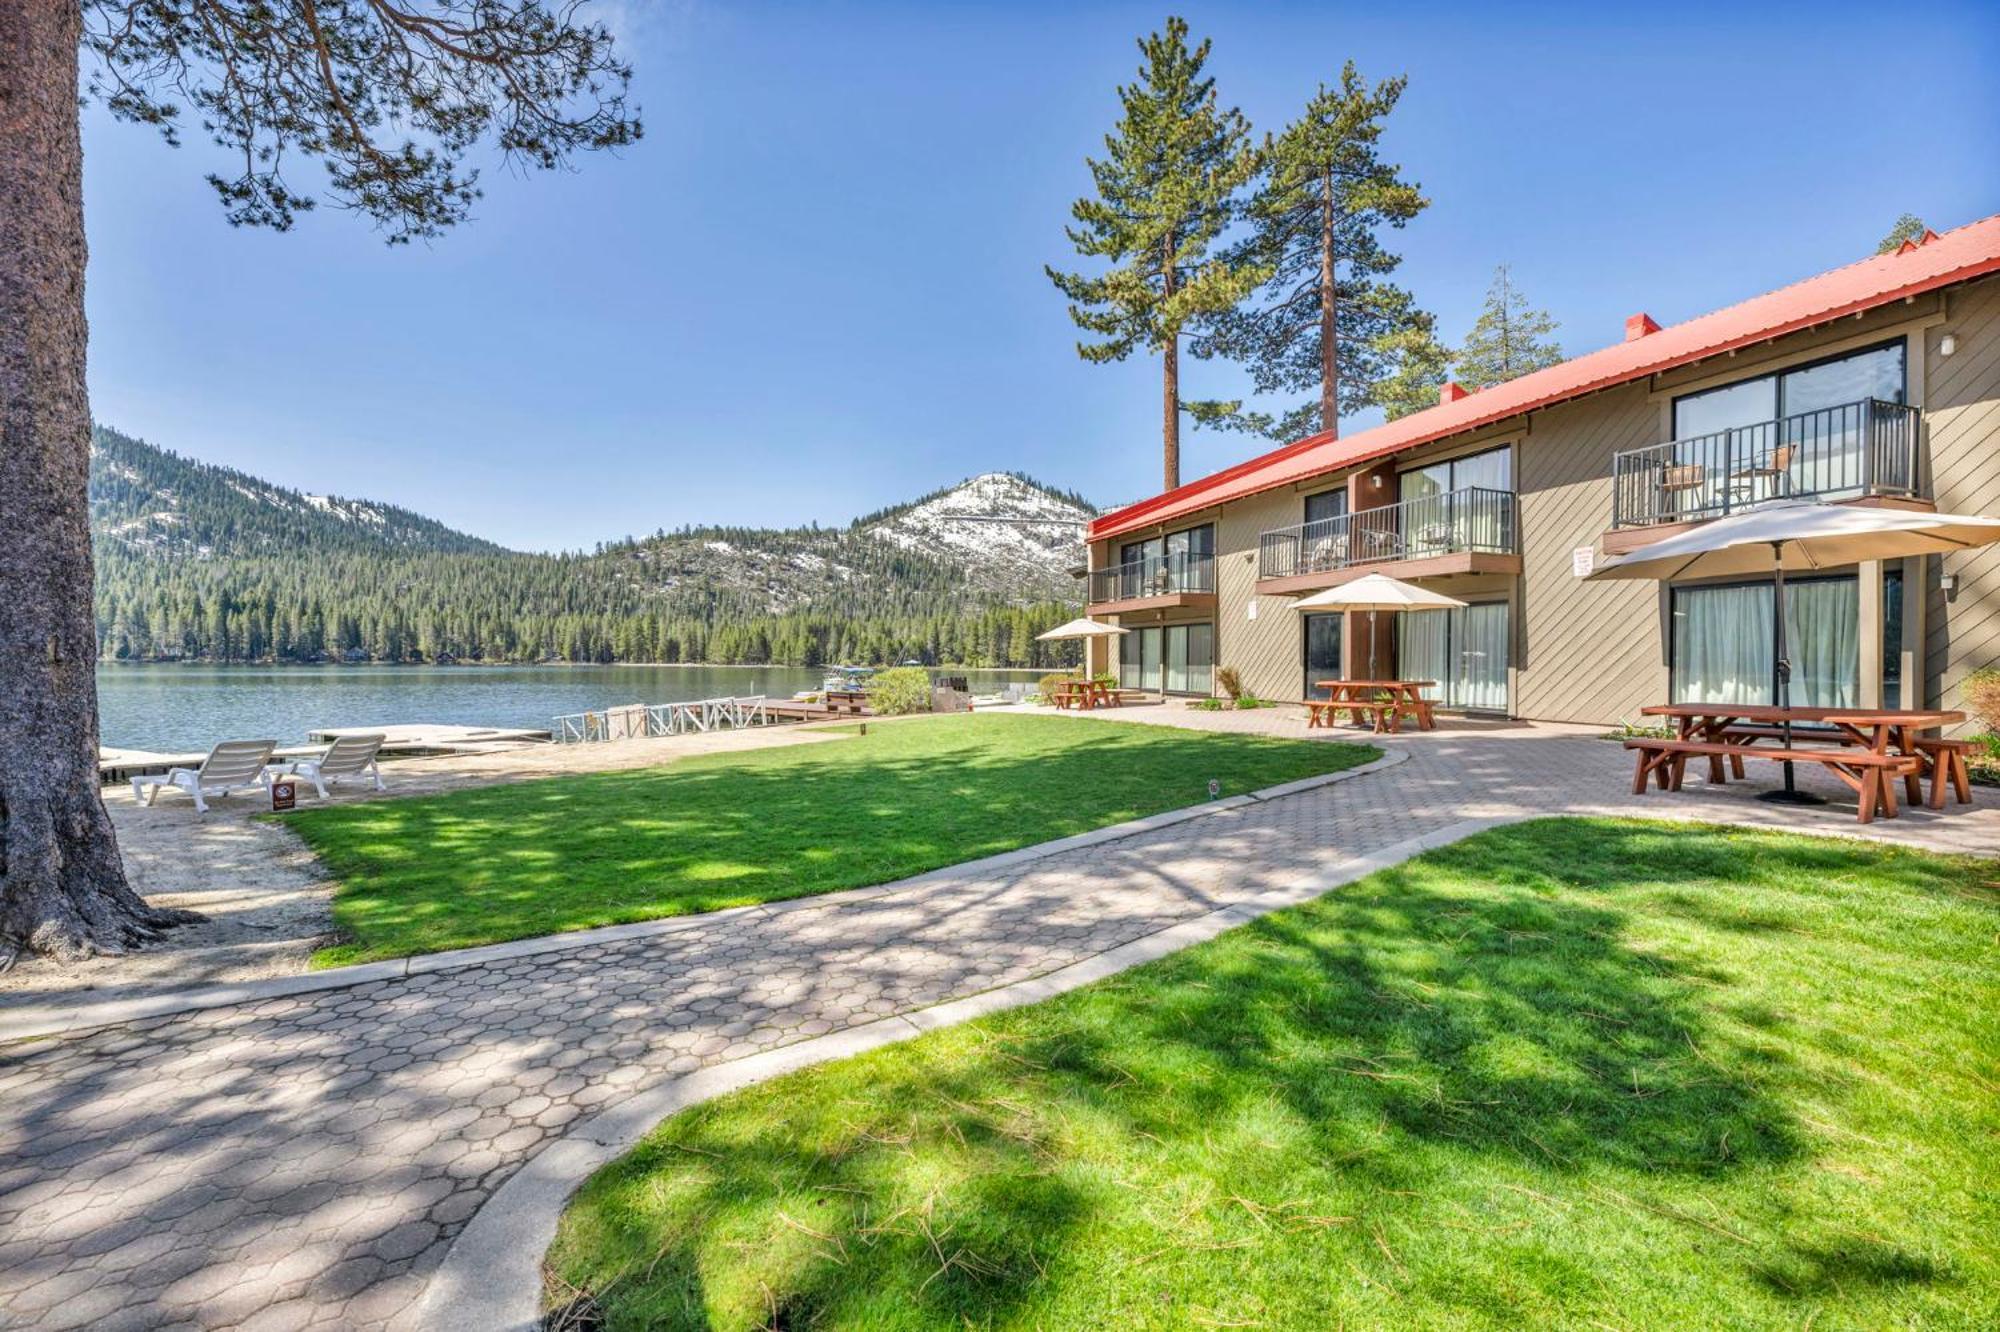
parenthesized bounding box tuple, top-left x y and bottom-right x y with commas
(2, 716, 1995, 1329)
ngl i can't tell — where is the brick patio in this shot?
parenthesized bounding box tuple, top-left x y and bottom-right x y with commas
(2, 710, 1994, 1329)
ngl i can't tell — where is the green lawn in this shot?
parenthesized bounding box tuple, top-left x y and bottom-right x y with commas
(290, 712, 1375, 967)
(545, 819, 2000, 1331)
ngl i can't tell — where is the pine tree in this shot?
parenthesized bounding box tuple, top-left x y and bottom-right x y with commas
(1370, 314, 1455, 421)
(1876, 213, 1928, 253)
(1048, 16, 1265, 491)
(1192, 64, 1433, 441)
(3, 0, 638, 967)
(1454, 265, 1563, 390)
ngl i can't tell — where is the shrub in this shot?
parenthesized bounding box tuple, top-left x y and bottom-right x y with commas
(1093, 671, 1118, 688)
(864, 667, 933, 716)
(1188, 697, 1225, 711)
(1235, 693, 1271, 710)
(1962, 667, 2000, 733)
(1215, 666, 1243, 700)
(1036, 671, 1074, 701)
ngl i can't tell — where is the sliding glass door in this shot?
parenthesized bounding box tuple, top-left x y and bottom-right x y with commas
(1397, 602, 1510, 712)
(1119, 623, 1214, 694)
(1302, 613, 1343, 695)
(1670, 574, 1880, 708)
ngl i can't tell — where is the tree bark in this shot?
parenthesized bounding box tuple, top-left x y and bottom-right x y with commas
(0, 0, 199, 966)
(1319, 170, 1338, 439)
(1161, 233, 1179, 491)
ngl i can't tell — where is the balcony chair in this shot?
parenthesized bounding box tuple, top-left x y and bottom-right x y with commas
(1659, 463, 1707, 520)
(1728, 443, 1795, 506)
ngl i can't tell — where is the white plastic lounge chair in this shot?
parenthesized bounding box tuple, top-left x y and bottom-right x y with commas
(130, 739, 278, 814)
(278, 733, 387, 799)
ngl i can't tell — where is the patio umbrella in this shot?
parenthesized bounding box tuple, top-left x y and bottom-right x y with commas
(1589, 500, 2000, 800)
(1035, 616, 1128, 683)
(1293, 573, 1467, 682)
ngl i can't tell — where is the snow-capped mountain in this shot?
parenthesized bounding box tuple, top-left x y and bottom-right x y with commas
(603, 473, 1095, 612)
(859, 473, 1093, 600)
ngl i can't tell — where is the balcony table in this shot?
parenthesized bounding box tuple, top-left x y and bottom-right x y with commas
(1310, 680, 1437, 733)
(1630, 703, 1965, 821)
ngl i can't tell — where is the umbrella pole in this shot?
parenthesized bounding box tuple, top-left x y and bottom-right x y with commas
(1761, 539, 1825, 805)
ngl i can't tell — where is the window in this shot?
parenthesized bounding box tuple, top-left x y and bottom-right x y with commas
(1120, 623, 1214, 694)
(1120, 524, 1213, 595)
(1399, 602, 1510, 712)
(1398, 444, 1512, 504)
(1304, 487, 1348, 526)
(1303, 613, 1343, 693)
(1672, 341, 1907, 438)
(1667, 342, 1909, 509)
(1883, 569, 1904, 708)
(1397, 446, 1513, 558)
(1670, 574, 1872, 708)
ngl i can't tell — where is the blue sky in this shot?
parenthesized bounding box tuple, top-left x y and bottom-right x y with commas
(83, 0, 1998, 552)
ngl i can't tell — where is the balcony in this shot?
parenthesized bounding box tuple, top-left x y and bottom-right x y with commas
(1256, 486, 1520, 592)
(1609, 398, 1922, 539)
(1086, 552, 1216, 613)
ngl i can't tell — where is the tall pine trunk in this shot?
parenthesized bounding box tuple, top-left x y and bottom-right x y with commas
(1319, 171, 1338, 438)
(0, 0, 198, 967)
(1160, 233, 1180, 491)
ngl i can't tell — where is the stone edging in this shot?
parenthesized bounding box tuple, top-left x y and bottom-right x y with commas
(0, 748, 1404, 1046)
(415, 809, 1527, 1332)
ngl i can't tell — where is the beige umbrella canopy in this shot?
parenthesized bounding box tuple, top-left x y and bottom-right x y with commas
(1036, 617, 1128, 678)
(1587, 500, 2000, 581)
(1589, 499, 2000, 799)
(1293, 574, 1467, 680)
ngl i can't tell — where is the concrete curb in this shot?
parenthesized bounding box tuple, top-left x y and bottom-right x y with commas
(0, 748, 1401, 1046)
(415, 808, 1519, 1332)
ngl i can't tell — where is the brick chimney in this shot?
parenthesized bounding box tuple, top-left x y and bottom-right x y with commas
(1438, 382, 1471, 405)
(1625, 312, 1661, 341)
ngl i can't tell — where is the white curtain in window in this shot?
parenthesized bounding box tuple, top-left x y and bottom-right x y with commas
(1673, 584, 1774, 705)
(1186, 623, 1214, 695)
(1399, 610, 1449, 700)
(1454, 604, 1510, 711)
(1785, 579, 1859, 707)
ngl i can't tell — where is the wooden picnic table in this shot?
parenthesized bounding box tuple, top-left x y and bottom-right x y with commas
(1050, 680, 1112, 711)
(1631, 703, 1966, 822)
(1308, 679, 1437, 733)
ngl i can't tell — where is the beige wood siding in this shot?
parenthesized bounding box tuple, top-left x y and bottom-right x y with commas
(1514, 383, 1668, 723)
(1215, 489, 1308, 702)
(1924, 273, 2000, 721)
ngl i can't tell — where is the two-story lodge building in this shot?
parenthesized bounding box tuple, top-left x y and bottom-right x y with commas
(1082, 214, 2000, 728)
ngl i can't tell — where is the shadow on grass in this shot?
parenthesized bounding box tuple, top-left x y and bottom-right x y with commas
(552, 819, 1996, 1328)
(287, 714, 1377, 965)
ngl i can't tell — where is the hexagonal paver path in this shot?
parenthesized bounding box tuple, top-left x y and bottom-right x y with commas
(3, 720, 1996, 1329)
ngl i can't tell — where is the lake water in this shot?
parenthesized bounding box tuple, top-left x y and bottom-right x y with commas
(96, 664, 1047, 751)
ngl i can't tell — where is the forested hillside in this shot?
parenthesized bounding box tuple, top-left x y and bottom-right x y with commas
(90, 427, 1091, 667)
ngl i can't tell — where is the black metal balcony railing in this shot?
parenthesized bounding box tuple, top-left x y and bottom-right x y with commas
(1257, 486, 1518, 581)
(1611, 397, 1920, 528)
(1087, 552, 1216, 604)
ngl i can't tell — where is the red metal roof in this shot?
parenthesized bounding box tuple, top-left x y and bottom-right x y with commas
(1091, 212, 2000, 541)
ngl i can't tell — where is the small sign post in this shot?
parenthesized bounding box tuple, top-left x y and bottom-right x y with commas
(1207, 778, 1221, 800)
(270, 779, 297, 813)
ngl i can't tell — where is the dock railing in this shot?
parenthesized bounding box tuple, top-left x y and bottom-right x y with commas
(553, 695, 770, 744)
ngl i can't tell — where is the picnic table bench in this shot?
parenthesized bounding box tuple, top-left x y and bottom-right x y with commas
(1050, 680, 1113, 711)
(1626, 704, 1967, 823)
(1305, 680, 1437, 733)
